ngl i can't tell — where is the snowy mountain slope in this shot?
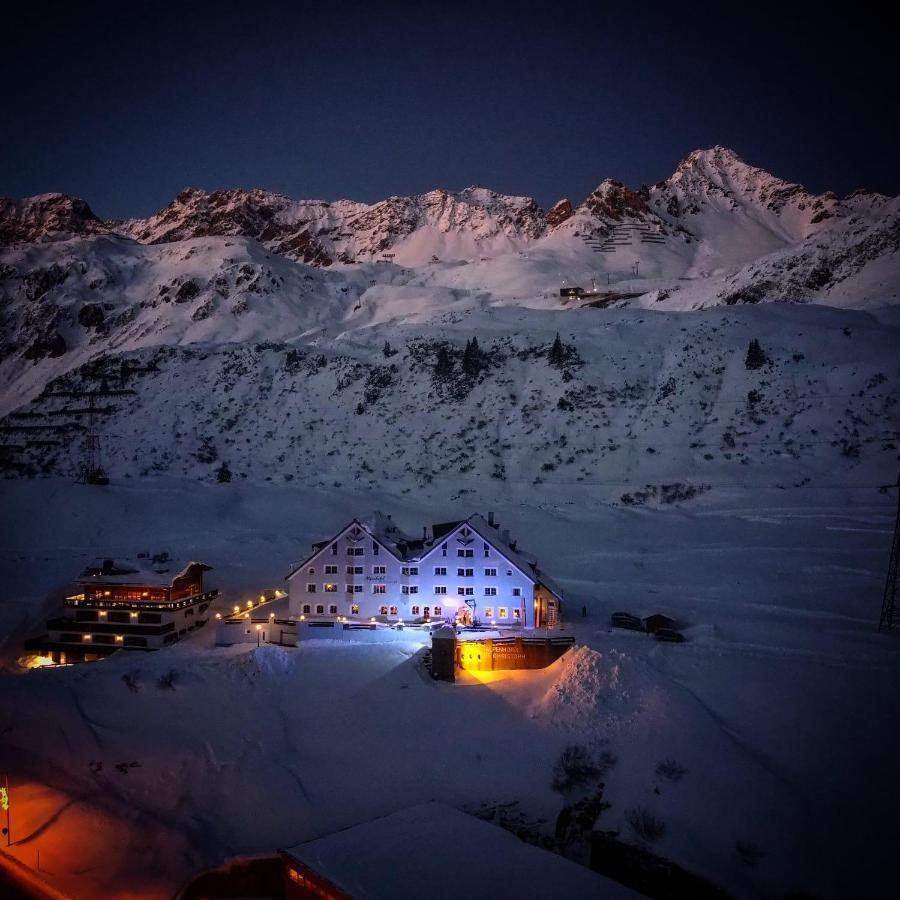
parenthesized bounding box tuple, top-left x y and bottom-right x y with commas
(1, 479, 898, 900)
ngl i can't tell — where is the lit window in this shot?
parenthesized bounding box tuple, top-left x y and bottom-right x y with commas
(434, 606, 442, 616)
(373, 584, 386, 594)
(513, 608, 521, 619)
(499, 607, 508, 618)
(307, 584, 316, 593)
(379, 605, 388, 615)
(351, 604, 360, 615)
(389, 606, 398, 615)
(324, 583, 337, 593)
(484, 607, 494, 618)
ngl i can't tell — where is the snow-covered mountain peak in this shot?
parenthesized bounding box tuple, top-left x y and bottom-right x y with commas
(0, 193, 107, 244)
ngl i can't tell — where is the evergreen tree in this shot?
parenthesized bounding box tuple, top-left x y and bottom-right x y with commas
(462, 336, 482, 377)
(382, 340, 395, 357)
(745, 338, 766, 370)
(434, 345, 453, 378)
(548, 332, 567, 368)
(216, 462, 232, 483)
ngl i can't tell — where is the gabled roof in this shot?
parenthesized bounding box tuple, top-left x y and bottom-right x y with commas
(285, 514, 411, 580)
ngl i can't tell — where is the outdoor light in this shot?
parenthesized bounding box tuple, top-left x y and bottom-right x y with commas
(247, 600, 253, 609)
(215, 613, 222, 619)
(269, 612, 275, 619)
(82, 634, 92, 641)
(233, 605, 240, 613)
(256, 624, 262, 630)
(259, 594, 265, 602)
(300, 614, 306, 620)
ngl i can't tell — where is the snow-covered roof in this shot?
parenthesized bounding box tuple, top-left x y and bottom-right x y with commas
(78, 557, 209, 586)
(282, 802, 639, 899)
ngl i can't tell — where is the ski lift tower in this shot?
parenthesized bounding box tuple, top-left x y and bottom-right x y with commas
(879, 472, 900, 631)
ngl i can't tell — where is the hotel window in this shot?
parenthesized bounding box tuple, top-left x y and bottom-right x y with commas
(373, 565, 386, 575)
(325, 565, 338, 575)
(346, 585, 355, 594)
(411, 605, 420, 615)
(302, 604, 311, 614)
(485, 568, 497, 577)
(485, 587, 497, 597)
(373, 584, 386, 594)
(457, 587, 474, 596)
(442, 543, 448, 557)
(513, 608, 521, 619)
(138, 612, 161, 623)
(316, 605, 325, 614)
(499, 607, 508, 618)
(512, 588, 521, 597)
(346, 566, 363, 575)
(108, 611, 129, 623)
(389, 606, 398, 615)
(372, 542, 379, 555)
(484, 607, 494, 618)
(346, 547, 364, 556)
(307, 584, 316, 593)
(457, 568, 473, 577)
(351, 604, 360, 615)
(331, 543, 338, 555)
(434, 606, 442, 616)
(379, 605, 388, 615)
(435, 585, 447, 595)
(457, 548, 474, 558)
(351, 584, 363, 593)
(329, 605, 338, 615)
(434, 566, 446, 576)
(307, 567, 315, 575)
(401, 566, 419, 576)
(484, 542, 490, 557)
(324, 583, 337, 593)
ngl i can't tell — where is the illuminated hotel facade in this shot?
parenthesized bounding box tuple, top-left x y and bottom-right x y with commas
(286, 513, 562, 629)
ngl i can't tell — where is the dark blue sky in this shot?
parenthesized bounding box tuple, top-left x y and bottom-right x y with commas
(2, 2, 896, 218)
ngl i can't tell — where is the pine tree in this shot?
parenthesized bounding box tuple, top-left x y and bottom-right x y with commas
(462, 337, 482, 377)
(382, 340, 393, 357)
(434, 346, 453, 378)
(216, 462, 232, 483)
(745, 338, 766, 370)
(548, 332, 566, 368)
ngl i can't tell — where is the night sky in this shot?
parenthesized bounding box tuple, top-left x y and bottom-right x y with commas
(2, 2, 896, 218)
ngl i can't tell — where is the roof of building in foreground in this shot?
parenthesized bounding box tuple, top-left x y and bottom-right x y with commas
(78, 557, 210, 586)
(281, 802, 640, 900)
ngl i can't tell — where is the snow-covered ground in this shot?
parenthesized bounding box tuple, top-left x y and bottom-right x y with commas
(1, 477, 898, 899)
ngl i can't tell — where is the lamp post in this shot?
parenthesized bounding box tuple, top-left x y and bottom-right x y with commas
(2, 773, 10, 845)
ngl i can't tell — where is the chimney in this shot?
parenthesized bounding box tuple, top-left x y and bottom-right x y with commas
(501, 529, 511, 545)
(488, 511, 495, 527)
(102, 558, 114, 574)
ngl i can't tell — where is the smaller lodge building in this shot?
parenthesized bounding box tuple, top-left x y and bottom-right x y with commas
(25, 556, 217, 664)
